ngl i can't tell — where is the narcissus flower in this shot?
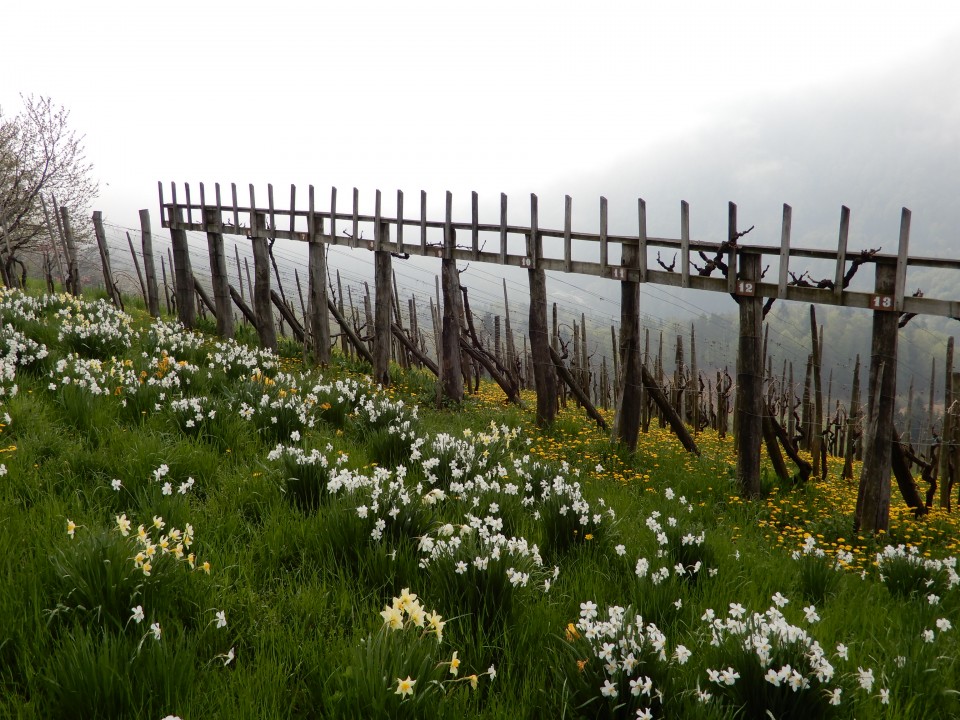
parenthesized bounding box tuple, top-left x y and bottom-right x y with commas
(395, 676, 415, 696)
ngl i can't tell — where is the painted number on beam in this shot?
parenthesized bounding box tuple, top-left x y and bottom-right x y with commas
(735, 280, 757, 296)
(870, 294, 895, 311)
(610, 266, 627, 280)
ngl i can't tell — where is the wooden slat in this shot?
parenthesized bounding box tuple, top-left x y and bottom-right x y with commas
(330, 186, 338, 245)
(778, 203, 792, 298)
(529, 193, 539, 270)
(248, 184, 256, 234)
(231, 183, 239, 229)
(680, 200, 690, 288)
(352, 187, 359, 248)
(894, 207, 911, 312)
(420, 190, 427, 254)
(157, 182, 165, 225)
(499, 193, 508, 264)
(600, 196, 608, 274)
(308, 185, 316, 241)
(563, 194, 572, 272)
(444, 191, 453, 260)
(834, 205, 850, 301)
(199, 182, 206, 213)
(638, 198, 648, 282)
(727, 201, 738, 294)
(268, 183, 276, 240)
(185, 183, 193, 225)
(289, 184, 297, 233)
(374, 189, 382, 251)
(215, 183, 223, 229)
(396, 190, 404, 253)
(471, 190, 479, 260)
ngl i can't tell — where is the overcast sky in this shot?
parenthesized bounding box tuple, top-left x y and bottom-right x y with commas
(5, 0, 960, 228)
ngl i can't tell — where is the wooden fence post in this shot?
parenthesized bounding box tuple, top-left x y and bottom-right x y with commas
(613, 222, 643, 450)
(168, 206, 196, 328)
(855, 231, 907, 532)
(203, 206, 234, 339)
(139, 209, 161, 317)
(940, 338, 956, 509)
(250, 210, 277, 350)
(527, 193, 557, 427)
(440, 192, 464, 402)
(59, 205, 81, 295)
(735, 249, 764, 498)
(125, 232, 148, 307)
(91, 211, 122, 308)
(307, 186, 331, 365)
(373, 191, 393, 386)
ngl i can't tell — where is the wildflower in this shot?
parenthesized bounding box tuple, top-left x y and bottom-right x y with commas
(728, 603, 745, 619)
(772, 592, 789, 608)
(395, 676, 415, 697)
(66, 519, 77, 538)
(111, 478, 122, 491)
(116, 513, 131, 536)
(468, 674, 479, 689)
(153, 515, 165, 531)
(936, 618, 952, 632)
(427, 610, 445, 639)
(201, 560, 211, 574)
(880, 688, 890, 705)
(131, 605, 144, 624)
(487, 665, 496, 682)
(836, 643, 849, 661)
(449, 651, 460, 676)
(162, 482, 173, 496)
(928, 593, 941, 605)
(615, 544, 626, 556)
(894, 655, 906, 668)
(674, 645, 692, 665)
(857, 666, 874, 692)
(828, 687, 842, 705)
(600, 680, 618, 698)
(142, 561, 152, 576)
(150, 622, 162, 641)
(380, 605, 404, 630)
(217, 646, 235, 666)
(719, 667, 740, 685)
(765, 668, 781, 687)
(803, 604, 820, 623)
(922, 629, 935, 643)
(580, 600, 598, 620)
(216, 610, 227, 629)
(637, 709, 653, 720)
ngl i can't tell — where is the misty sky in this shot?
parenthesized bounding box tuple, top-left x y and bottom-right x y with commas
(5, 1, 960, 227)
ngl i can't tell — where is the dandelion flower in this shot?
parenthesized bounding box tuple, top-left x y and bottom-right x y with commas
(395, 676, 415, 696)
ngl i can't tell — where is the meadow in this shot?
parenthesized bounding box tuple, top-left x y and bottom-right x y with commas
(1, 287, 958, 719)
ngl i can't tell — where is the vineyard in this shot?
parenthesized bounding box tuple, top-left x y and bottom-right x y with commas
(1, 286, 959, 719)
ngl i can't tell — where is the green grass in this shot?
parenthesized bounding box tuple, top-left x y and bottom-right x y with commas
(1, 285, 958, 719)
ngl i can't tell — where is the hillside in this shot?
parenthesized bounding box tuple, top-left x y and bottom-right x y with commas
(1, 288, 959, 719)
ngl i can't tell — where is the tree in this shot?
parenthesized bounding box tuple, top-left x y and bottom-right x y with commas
(0, 95, 98, 285)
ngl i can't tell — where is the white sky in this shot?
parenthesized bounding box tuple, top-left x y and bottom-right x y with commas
(5, 0, 960, 226)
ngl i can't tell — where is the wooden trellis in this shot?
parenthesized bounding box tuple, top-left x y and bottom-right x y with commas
(157, 180, 960, 532)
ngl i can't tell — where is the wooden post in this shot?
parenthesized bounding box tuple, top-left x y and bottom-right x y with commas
(527, 193, 557, 427)
(125, 232, 147, 307)
(40, 196, 67, 289)
(373, 202, 393, 386)
(250, 211, 277, 350)
(139, 210, 161, 317)
(93, 210, 123, 310)
(440, 208, 464, 402)
(810, 306, 824, 478)
(308, 186, 331, 365)
(842, 354, 861, 480)
(59, 205, 81, 295)
(203, 206, 234, 339)
(691, 323, 700, 433)
(160, 255, 172, 315)
(168, 206, 196, 328)
(854, 260, 901, 532)
(940, 338, 955, 509)
(735, 250, 764, 498)
(613, 226, 643, 449)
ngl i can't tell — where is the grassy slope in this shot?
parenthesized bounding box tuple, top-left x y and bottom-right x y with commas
(0, 288, 958, 719)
